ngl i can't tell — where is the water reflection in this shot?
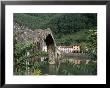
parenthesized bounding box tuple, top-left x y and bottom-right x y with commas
(49, 64, 57, 75)
(32, 53, 96, 75)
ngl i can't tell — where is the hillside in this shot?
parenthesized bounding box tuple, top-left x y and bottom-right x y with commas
(14, 13, 97, 45)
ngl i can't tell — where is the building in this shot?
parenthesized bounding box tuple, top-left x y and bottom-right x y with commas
(58, 45, 80, 53)
(42, 45, 80, 53)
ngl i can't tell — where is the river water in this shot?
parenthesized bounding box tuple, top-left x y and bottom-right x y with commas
(37, 53, 97, 75)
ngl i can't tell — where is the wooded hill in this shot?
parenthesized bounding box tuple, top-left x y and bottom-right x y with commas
(14, 13, 97, 45)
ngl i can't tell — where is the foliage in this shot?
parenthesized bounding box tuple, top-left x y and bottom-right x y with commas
(33, 69, 42, 75)
(80, 27, 97, 60)
(14, 42, 48, 75)
(86, 28, 97, 53)
(31, 61, 49, 74)
(14, 13, 97, 45)
(14, 42, 34, 75)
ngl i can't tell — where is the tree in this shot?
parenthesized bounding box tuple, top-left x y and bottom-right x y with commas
(86, 27, 97, 60)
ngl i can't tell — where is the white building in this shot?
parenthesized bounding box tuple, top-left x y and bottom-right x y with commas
(58, 45, 80, 53)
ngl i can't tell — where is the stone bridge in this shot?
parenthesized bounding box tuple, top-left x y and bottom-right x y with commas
(14, 22, 59, 65)
(33, 28, 58, 64)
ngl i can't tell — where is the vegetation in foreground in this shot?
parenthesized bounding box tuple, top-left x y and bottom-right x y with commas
(14, 42, 48, 75)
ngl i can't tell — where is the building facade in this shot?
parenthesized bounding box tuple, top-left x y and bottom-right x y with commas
(58, 45, 80, 53)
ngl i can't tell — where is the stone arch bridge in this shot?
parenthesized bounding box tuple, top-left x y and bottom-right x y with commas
(14, 22, 60, 65)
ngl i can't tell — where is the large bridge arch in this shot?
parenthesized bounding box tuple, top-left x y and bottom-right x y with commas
(44, 34, 56, 64)
(33, 28, 58, 65)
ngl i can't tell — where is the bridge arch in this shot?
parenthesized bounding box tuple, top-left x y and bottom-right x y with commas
(44, 34, 56, 64)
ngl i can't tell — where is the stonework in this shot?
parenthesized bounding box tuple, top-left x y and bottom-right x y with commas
(14, 22, 57, 64)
